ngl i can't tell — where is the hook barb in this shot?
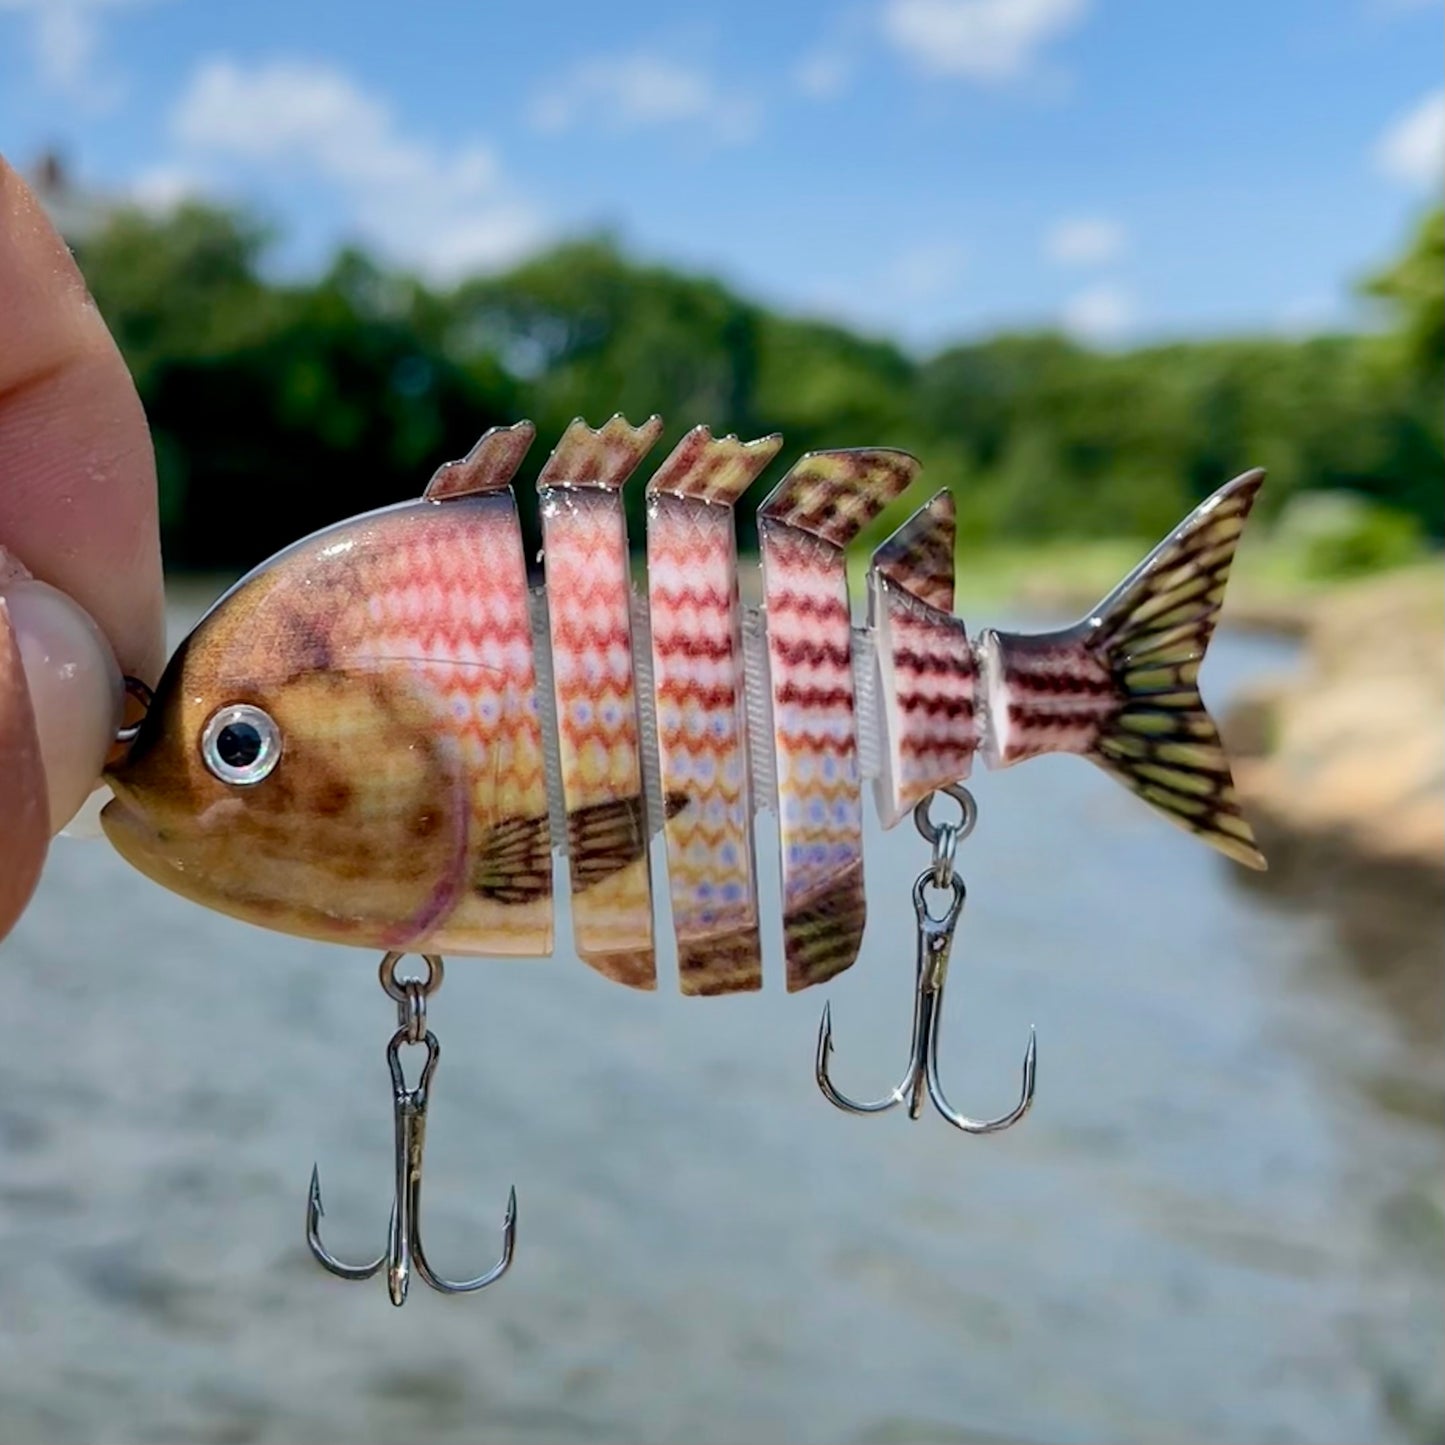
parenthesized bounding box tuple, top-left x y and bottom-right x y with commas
(306, 1165, 385, 1281)
(815, 1001, 916, 1115)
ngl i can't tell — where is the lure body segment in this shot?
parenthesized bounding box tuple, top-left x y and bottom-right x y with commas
(103, 417, 1266, 988)
(869, 490, 977, 828)
(758, 449, 919, 990)
(107, 438, 555, 955)
(538, 416, 664, 988)
(646, 427, 781, 996)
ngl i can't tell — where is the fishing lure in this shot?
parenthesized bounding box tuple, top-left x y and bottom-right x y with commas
(102, 416, 1265, 1304)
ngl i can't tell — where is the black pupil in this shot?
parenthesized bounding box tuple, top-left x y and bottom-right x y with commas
(216, 721, 263, 769)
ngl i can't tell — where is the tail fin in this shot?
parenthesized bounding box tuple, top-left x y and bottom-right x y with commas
(981, 469, 1267, 870)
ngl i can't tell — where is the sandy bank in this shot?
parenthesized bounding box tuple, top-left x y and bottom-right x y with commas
(1227, 564, 1443, 876)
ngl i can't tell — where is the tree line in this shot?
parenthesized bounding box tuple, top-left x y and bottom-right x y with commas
(71, 201, 1443, 572)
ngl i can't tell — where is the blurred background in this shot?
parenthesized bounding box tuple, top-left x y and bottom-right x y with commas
(1, 3, 1441, 1442)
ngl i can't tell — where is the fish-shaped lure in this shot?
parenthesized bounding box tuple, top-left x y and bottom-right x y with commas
(103, 417, 1265, 996)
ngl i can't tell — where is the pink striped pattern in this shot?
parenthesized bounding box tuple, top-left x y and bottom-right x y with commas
(758, 448, 919, 991)
(869, 492, 977, 826)
(646, 427, 781, 995)
(336, 495, 553, 955)
(539, 417, 662, 989)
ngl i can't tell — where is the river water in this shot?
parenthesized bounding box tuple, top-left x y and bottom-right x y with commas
(1, 611, 1441, 1444)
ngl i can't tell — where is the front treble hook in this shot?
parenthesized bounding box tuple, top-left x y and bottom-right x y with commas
(816, 788, 1037, 1134)
(306, 954, 516, 1306)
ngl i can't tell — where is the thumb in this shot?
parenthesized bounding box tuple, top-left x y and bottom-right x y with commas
(0, 561, 123, 939)
(1, 595, 48, 937)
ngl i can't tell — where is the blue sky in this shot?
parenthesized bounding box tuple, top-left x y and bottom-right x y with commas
(1, 0, 1440, 348)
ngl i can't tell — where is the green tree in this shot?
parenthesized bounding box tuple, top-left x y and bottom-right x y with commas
(1367, 206, 1444, 381)
(65, 197, 1443, 568)
(76, 206, 520, 567)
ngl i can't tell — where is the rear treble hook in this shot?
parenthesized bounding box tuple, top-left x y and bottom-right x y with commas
(815, 787, 1037, 1133)
(306, 953, 516, 1306)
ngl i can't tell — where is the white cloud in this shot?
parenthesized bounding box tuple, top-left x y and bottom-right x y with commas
(167, 58, 543, 279)
(1373, 88, 1445, 188)
(793, 7, 875, 101)
(1274, 294, 1344, 336)
(794, 49, 854, 100)
(1044, 215, 1126, 266)
(881, 0, 1089, 81)
(800, 239, 969, 342)
(127, 163, 205, 213)
(0, 0, 151, 100)
(1061, 282, 1134, 342)
(529, 52, 760, 143)
(884, 240, 968, 301)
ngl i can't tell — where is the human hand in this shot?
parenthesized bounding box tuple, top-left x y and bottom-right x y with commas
(0, 156, 164, 939)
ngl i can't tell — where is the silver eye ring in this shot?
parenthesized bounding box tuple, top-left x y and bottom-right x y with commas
(200, 703, 282, 786)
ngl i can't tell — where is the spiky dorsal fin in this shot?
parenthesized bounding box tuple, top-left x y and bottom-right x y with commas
(872, 489, 956, 613)
(538, 414, 664, 491)
(424, 421, 536, 500)
(647, 425, 782, 505)
(759, 448, 920, 549)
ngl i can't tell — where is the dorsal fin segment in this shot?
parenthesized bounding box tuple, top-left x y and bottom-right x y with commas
(871, 489, 956, 614)
(759, 448, 920, 550)
(537, 414, 665, 491)
(646, 425, 783, 506)
(424, 421, 536, 500)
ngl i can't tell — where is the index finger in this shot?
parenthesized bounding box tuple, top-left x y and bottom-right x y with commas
(0, 156, 164, 683)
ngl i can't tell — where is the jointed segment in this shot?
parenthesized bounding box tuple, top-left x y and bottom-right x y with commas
(540, 418, 664, 988)
(869, 492, 976, 827)
(758, 448, 920, 991)
(646, 428, 782, 995)
(342, 495, 553, 955)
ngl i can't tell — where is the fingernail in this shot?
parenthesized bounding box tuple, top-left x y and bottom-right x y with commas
(0, 575, 123, 834)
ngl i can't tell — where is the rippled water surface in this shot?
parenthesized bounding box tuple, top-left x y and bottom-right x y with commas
(2, 609, 1441, 1444)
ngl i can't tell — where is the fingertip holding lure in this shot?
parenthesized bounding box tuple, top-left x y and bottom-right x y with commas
(100, 415, 1266, 1302)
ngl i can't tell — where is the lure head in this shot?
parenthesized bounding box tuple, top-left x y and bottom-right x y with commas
(101, 505, 473, 947)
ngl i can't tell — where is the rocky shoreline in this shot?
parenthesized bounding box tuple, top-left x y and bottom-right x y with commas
(1225, 564, 1443, 876)
(1222, 564, 1443, 1054)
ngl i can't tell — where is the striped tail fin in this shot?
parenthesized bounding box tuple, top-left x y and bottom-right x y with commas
(980, 469, 1267, 870)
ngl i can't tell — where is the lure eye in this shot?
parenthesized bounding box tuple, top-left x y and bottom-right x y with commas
(201, 704, 281, 786)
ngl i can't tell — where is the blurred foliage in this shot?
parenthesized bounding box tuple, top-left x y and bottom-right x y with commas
(1365, 206, 1445, 382)
(1273, 491, 1430, 580)
(71, 202, 1444, 572)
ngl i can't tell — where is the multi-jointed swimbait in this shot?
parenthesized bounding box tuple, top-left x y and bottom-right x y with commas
(102, 416, 1265, 1304)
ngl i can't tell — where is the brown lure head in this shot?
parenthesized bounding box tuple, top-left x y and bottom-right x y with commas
(101, 505, 470, 947)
